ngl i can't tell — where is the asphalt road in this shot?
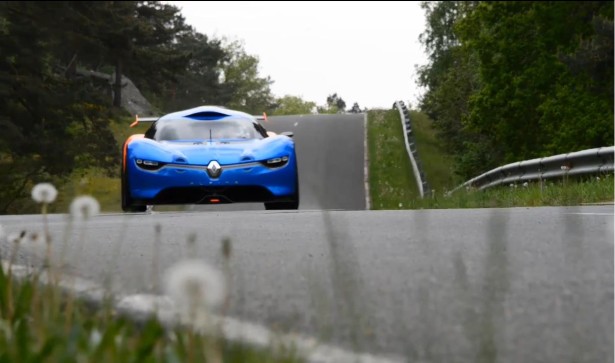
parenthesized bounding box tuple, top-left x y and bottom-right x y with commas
(1, 205, 612, 362)
(189, 114, 367, 212)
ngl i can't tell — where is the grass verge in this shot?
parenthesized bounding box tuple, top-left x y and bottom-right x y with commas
(0, 265, 302, 362)
(367, 108, 614, 209)
(0, 207, 303, 363)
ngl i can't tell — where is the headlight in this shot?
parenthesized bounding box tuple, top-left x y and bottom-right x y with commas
(261, 155, 289, 168)
(135, 159, 166, 171)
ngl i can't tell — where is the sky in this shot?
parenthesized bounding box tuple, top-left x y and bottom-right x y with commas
(171, 1, 429, 110)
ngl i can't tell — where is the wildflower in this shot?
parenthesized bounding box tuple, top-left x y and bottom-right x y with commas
(31, 183, 57, 204)
(163, 259, 226, 313)
(509, 183, 514, 188)
(70, 196, 100, 220)
(596, 176, 601, 181)
(523, 182, 528, 188)
(398, 202, 403, 208)
(89, 329, 102, 349)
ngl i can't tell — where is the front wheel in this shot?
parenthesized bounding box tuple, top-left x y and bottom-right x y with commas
(265, 170, 299, 210)
(264, 199, 299, 210)
(121, 165, 147, 213)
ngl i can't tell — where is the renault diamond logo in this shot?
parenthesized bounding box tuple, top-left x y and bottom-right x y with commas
(206, 160, 222, 178)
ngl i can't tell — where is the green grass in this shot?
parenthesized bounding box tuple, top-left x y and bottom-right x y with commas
(0, 210, 303, 363)
(0, 266, 302, 362)
(367, 109, 420, 209)
(367, 108, 614, 209)
(409, 110, 459, 193)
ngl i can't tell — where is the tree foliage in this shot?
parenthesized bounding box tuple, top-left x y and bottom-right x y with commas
(418, 1, 613, 179)
(0, 2, 276, 213)
(349, 102, 362, 113)
(318, 93, 346, 114)
(271, 95, 316, 115)
(218, 40, 276, 115)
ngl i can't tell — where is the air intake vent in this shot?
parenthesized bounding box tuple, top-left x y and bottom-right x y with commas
(186, 111, 229, 120)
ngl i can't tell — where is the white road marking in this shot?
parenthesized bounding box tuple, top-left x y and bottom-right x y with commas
(565, 213, 614, 216)
(363, 113, 371, 210)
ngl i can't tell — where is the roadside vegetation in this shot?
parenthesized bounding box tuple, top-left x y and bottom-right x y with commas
(0, 185, 303, 362)
(368, 108, 614, 210)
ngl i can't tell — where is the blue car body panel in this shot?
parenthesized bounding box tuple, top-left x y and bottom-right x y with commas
(122, 106, 298, 207)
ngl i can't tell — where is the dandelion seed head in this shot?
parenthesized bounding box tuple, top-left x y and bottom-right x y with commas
(70, 196, 100, 220)
(523, 182, 528, 187)
(163, 259, 226, 312)
(89, 329, 102, 349)
(398, 202, 403, 208)
(31, 183, 57, 204)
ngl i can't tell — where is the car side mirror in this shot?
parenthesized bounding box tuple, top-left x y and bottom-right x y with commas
(281, 131, 294, 138)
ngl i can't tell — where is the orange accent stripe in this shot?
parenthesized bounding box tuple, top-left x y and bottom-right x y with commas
(210, 198, 220, 203)
(122, 134, 144, 173)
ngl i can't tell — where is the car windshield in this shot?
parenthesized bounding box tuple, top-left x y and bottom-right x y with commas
(154, 118, 263, 141)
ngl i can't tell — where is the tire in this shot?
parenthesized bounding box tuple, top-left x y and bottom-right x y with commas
(121, 162, 147, 213)
(265, 168, 299, 210)
(264, 199, 299, 210)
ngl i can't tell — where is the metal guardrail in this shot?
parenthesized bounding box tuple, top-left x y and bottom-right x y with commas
(394, 101, 430, 198)
(449, 146, 615, 194)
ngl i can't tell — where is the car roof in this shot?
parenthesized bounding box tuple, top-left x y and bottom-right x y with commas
(157, 105, 256, 122)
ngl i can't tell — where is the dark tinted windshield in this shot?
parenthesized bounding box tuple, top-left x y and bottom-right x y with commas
(152, 119, 265, 141)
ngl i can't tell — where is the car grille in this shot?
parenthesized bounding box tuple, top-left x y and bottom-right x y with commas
(151, 186, 274, 204)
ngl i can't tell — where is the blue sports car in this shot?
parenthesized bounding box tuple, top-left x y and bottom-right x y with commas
(121, 106, 299, 212)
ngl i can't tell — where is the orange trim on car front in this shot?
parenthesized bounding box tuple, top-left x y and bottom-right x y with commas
(123, 134, 144, 172)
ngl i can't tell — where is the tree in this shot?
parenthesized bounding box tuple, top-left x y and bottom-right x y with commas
(327, 93, 346, 112)
(48, 2, 192, 108)
(272, 95, 316, 115)
(318, 93, 346, 113)
(418, 1, 613, 179)
(160, 31, 227, 112)
(219, 40, 276, 114)
(417, 1, 481, 174)
(349, 102, 362, 113)
(0, 2, 118, 213)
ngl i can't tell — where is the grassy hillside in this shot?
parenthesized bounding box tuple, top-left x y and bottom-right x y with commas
(367, 108, 613, 209)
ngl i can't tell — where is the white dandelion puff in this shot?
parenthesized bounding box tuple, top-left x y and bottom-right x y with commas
(31, 183, 57, 204)
(70, 196, 100, 220)
(163, 259, 226, 313)
(523, 182, 528, 188)
(89, 329, 102, 349)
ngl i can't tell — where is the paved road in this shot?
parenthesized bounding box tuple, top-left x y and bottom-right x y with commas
(188, 114, 367, 212)
(1, 205, 612, 363)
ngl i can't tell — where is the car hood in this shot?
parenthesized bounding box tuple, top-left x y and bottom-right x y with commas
(129, 136, 293, 165)
(159, 140, 260, 164)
